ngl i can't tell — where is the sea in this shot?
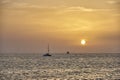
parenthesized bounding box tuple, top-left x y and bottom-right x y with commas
(0, 53, 120, 80)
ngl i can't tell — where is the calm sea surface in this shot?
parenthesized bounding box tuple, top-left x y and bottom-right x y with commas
(0, 53, 120, 80)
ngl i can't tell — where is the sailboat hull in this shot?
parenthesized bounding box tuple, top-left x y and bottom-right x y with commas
(43, 53, 52, 56)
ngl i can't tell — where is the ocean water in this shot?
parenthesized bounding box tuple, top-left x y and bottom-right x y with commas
(0, 53, 120, 80)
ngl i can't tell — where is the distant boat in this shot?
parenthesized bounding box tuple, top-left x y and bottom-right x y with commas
(43, 53, 51, 56)
(66, 51, 70, 54)
(43, 44, 52, 56)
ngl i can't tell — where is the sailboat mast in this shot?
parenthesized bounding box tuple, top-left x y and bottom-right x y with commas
(48, 44, 49, 53)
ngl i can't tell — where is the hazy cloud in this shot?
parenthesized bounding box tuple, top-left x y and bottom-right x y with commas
(65, 7, 94, 12)
(106, 0, 119, 4)
(1, 0, 119, 53)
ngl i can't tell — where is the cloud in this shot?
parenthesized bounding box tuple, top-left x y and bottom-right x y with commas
(60, 6, 117, 13)
(1, 0, 11, 4)
(65, 7, 95, 12)
(107, 0, 117, 4)
(1, 0, 117, 13)
(1, 1, 59, 9)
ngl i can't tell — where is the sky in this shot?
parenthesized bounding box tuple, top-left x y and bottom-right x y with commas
(0, 0, 120, 53)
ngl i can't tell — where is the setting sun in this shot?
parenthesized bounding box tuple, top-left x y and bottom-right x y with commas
(81, 39, 86, 45)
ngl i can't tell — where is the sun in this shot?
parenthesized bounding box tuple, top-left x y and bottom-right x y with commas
(81, 39, 86, 45)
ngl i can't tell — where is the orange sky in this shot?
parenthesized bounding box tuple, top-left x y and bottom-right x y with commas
(0, 0, 120, 53)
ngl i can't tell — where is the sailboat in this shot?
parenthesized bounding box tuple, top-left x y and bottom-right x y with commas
(43, 44, 52, 56)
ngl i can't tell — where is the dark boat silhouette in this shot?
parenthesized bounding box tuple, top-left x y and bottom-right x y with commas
(43, 44, 52, 56)
(66, 51, 70, 54)
(43, 53, 51, 56)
